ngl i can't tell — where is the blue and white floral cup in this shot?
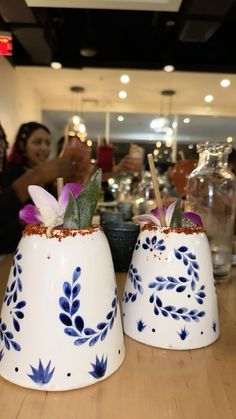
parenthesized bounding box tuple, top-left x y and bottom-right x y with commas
(0, 225, 125, 391)
(122, 226, 220, 350)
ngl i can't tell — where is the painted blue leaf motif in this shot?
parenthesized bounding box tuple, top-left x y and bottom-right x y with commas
(179, 277, 188, 283)
(166, 284, 175, 290)
(192, 261, 199, 269)
(64, 327, 79, 336)
(13, 292, 17, 303)
(10, 281, 16, 292)
(196, 298, 203, 304)
(74, 315, 84, 332)
(89, 355, 107, 379)
(28, 359, 55, 384)
(63, 282, 71, 299)
(161, 309, 168, 317)
(171, 313, 180, 320)
(148, 282, 157, 288)
(183, 256, 188, 266)
(156, 284, 165, 291)
(74, 337, 89, 346)
(191, 280, 196, 291)
(89, 335, 100, 347)
(1, 323, 7, 331)
(0, 348, 4, 361)
(70, 299, 80, 316)
(182, 316, 191, 322)
(84, 328, 96, 335)
(168, 277, 178, 283)
(156, 296, 162, 307)
(100, 328, 108, 341)
(187, 266, 193, 275)
(97, 322, 107, 330)
(10, 341, 21, 351)
(131, 294, 137, 302)
(142, 244, 149, 249)
(176, 285, 186, 292)
(13, 318, 20, 332)
(157, 276, 166, 283)
(174, 250, 182, 259)
(13, 267, 16, 277)
(158, 246, 166, 251)
(14, 311, 24, 319)
(197, 292, 205, 298)
(109, 317, 114, 329)
(59, 297, 70, 313)
(72, 283, 80, 299)
(176, 308, 188, 314)
(106, 311, 113, 320)
(178, 246, 188, 252)
(112, 298, 116, 308)
(17, 264, 22, 274)
(18, 279, 22, 292)
(149, 294, 154, 303)
(4, 337, 10, 350)
(198, 311, 205, 317)
(73, 267, 81, 283)
(16, 253, 22, 260)
(5, 332, 13, 339)
(59, 313, 72, 326)
(14, 301, 26, 309)
(154, 306, 159, 315)
(146, 237, 150, 245)
(187, 252, 196, 259)
(152, 236, 157, 244)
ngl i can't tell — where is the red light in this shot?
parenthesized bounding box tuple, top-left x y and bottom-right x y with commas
(0, 32, 12, 56)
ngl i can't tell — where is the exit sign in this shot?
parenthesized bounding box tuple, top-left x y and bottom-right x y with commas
(0, 32, 12, 56)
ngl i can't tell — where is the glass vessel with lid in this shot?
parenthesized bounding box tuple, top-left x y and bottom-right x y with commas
(185, 142, 236, 277)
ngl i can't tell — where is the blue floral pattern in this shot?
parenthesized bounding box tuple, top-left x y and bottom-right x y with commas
(174, 246, 199, 291)
(177, 327, 189, 340)
(0, 348, 4, 361)
(149, 276, 190, 292)
(59, 266, 118, 346)
(137, 319, 146, 332)
(28, 359, 55, 384)
(123, 264, 143, 303)
(0, 318, 21, 351)
(149, 294, 205, 322)
(142, 236, 166, 252)
(4, 250, 23, 305)
(89, 355, 107, 379)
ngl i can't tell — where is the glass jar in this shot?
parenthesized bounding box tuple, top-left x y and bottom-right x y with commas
(185, 142, 236, 277)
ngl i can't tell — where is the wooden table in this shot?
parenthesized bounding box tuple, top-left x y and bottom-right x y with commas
(0, 255, 236, 419)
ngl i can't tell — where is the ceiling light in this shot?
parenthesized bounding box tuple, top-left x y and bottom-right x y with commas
(204, 95, 214, 103)
(50, 61, 62, 70)
(227, 136, 233, 143)
(183, 117, 190, 124)
(87, 139, 93, 147)
(120, 74, 130, 84)
(150, 117, 169, 131)
(163, 65, 175, 72)
(117, 115, 124, 122)
(188, 144, 194, 149)
(156, 141, 162, 148)
(164, 149, 169, 154)
(172, 121, 178, 129)
(72, 115, 81, 125)
(220, 79, 231, 87)
(148, 134, 155, 141)
(153, 149, 159, 156)
(118, 90, 127, 99)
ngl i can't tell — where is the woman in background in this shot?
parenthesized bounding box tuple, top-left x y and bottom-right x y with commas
(1, 121, 91, 254)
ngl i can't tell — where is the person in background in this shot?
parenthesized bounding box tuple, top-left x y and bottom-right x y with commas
(0, 122, 91, 254)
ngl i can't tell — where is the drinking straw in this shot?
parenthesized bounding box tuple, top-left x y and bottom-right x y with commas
(57, 177, 64, 199)
(147, 153, 166, 227)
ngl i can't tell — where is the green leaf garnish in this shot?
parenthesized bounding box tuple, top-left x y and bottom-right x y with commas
(170, 197, 182, 227)
(63, 190, 80, 228)
(76, 169, 102, 228)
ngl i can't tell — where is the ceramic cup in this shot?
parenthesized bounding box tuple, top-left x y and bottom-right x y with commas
(122, 226, 220, 350)
(0, 225, 125, 391)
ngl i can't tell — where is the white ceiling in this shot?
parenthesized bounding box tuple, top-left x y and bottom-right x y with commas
(15, 65, 236, 146)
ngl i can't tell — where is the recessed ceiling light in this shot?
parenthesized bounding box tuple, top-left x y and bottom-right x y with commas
(117, 115, 124, 122)
(163, 64, 175, 72)
(50, 61, 62, 70)
(227, 136, 233, 143)
(220, 79, 231, 87)
(156, 141, 162, 148)
(87, 139, 93, 147)
(120, 74, 130, 84)
(153, 149, 159, 156)
(204, 95, 214, 103)
(118, 90, 127, 99)
(183, 117, 190, 124)
(188, 144, 194, 149)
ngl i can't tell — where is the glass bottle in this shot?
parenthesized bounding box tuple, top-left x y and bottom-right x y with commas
(185, 142, 236, 277)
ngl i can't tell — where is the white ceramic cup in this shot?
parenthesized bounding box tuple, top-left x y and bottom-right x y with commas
(122, 226, 220, 350)
(0, 225, 125, 391)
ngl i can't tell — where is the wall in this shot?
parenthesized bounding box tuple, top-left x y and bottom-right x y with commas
(0, 57, 42, 146)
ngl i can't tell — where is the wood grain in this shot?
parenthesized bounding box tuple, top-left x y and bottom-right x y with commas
(0, 255, 236, 419)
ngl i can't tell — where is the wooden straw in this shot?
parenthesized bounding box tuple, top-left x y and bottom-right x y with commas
(147, 153, 166, 227)
(57, 177, 64, 199)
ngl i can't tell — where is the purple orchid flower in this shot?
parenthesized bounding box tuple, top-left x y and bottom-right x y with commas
(19, 183, 83, 228)
(133, 200, 203, 227)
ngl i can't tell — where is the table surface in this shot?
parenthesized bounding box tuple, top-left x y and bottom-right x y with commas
(0, 255, 236, 419)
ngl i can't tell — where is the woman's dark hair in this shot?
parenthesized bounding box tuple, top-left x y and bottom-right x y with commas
(8, 121, 50, 165)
